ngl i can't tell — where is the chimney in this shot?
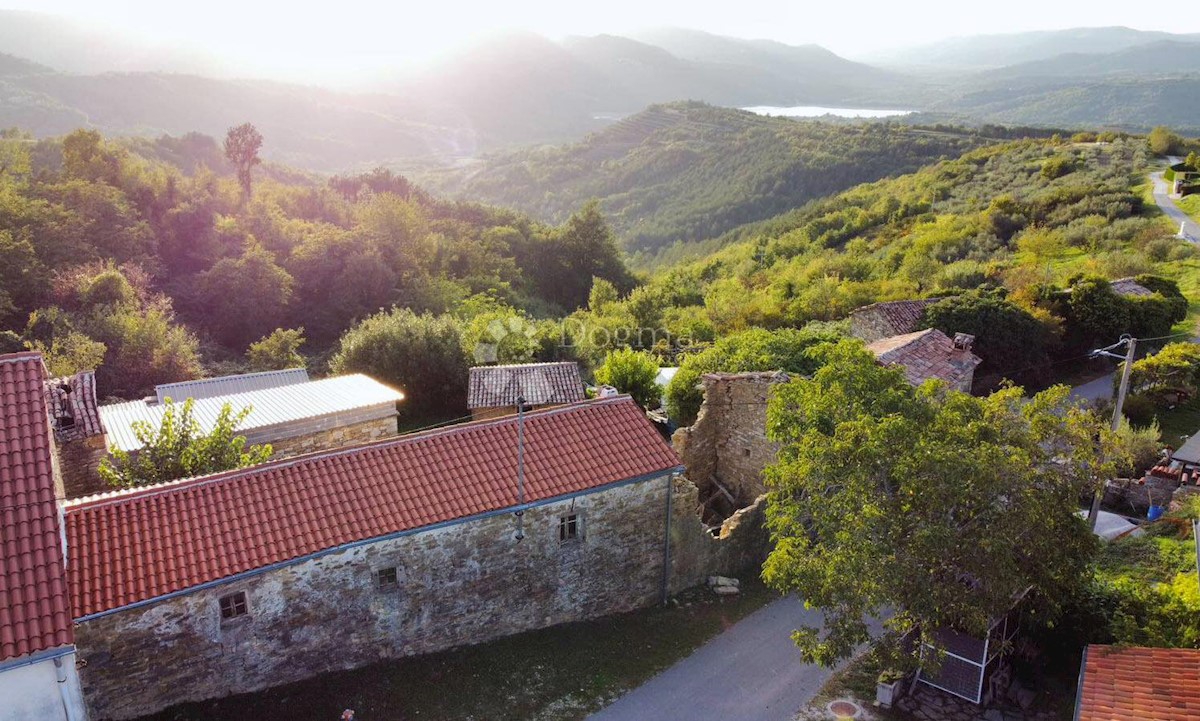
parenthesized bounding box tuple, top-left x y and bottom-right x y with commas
(952, 333, 975, 352)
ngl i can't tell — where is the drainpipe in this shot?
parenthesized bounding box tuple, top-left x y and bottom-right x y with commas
(660, 472, 674, 605)
(54, 656, 82, 721)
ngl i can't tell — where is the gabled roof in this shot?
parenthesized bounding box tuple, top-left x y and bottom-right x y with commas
(850, 299, 940, 339)
(1172, 431, 1200, 466)
(99, 373, 404, 453)
(44, 370, 104, 443)
(66, 396, 682, 619)
(1076, 645, 1200, 721)
(1109, 277, 1154, 298)
(867, 328, 982, 388)
(154, 368, 309, 404)
(468, 362, 585, 410)
(0, 352, 73, 662)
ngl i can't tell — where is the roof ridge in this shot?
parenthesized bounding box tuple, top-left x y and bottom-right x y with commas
(68, 395, 634, 510)
(0, 350, 44, 365)
(470, 361, 577, 370)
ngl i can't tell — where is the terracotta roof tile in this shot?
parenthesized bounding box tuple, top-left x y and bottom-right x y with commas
(1078, 645, 1200, 721)
(44, 370, 104, 443)
(65, 396, 681, 618)
(0, 352, 74, 661)
(851, 299, 940, 338)
(867, 329, 982, 388)
(468, 362, 585, 409)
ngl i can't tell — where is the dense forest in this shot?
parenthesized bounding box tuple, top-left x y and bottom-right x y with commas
(422, 103, 991, 260)
(0, 127, 632, 402)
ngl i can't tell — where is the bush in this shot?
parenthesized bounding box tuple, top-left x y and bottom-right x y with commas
(595, 348, 661, 408)
(1121, 393, 1157, 427)
(247, 328, 306, 371)
(330, 308, 469, 419)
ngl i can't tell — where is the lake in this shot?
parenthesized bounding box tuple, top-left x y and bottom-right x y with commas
(742, 105, 914, 118)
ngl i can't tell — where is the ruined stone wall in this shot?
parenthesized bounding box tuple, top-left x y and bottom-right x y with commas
(261, 416, 397, 459)
(850, 308, 902, 343)
(74, 475, 672, 720)
(58, 436, 108, 498)
(673, 372, 787, 505)
(668, 476, 769, 594)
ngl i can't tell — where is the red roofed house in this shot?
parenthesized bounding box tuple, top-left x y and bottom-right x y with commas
(867, 328, 983, 393)
(1075, 645, 1200, 721)
(0, 352, 89, 721)
(66, 396, 685, 719)
(467, 361, 586, 420)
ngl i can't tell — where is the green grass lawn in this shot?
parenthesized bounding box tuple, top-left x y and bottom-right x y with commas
(1179, 194, 1200, 225)
(1148, 399, 1200, 447)
(139, 579, 778, 721)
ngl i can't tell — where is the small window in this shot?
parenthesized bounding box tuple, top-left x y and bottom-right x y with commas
(559, 514, 581, 542)
(219, 591, 248, 620)
(374, 566, 399, 590)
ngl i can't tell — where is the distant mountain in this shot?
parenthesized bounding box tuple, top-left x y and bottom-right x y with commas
(868, 26, 1200, 71)
(982, 40, 1200, 79)
(418, 102, 984, 258)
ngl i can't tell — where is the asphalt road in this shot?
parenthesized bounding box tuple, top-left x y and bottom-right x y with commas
(587, 596, 876, 721)
(1151, 159, 1200, 242)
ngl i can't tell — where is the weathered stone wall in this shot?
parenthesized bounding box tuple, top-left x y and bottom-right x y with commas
(668, 476, 769, 594)
(850, 307, 902, 343)
(1102, 475, 1179, 515)
(75, 475, 673, 720)
(260, 416, 397, 459)
(673, 372, 787, 505)
(59, 435, 108, 498)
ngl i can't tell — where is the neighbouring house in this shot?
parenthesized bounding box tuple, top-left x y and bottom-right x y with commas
(850, 299, 940, 343)
(467, 361, 585, 420)
(1108, 277, 1155, 298)
(44, 370, 107, 498)
(66, 397, 688, 720)
(867, 329, 982, 392)
(97, 371, 404, 464)
(0, 353, 89, 721)
(1075, 645, 1200, 720)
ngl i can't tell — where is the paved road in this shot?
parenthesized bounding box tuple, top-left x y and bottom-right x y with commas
(1150, 158, 1200, 242)
(1070, 373, 1114, 403)
(588, 597, 875, 721)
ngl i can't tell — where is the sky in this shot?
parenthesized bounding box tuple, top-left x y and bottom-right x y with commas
(5, 0, 1200, 84)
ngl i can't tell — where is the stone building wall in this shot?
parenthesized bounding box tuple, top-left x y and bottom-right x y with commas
(265, 416, 397, 458)
(74, 474, 673, 720)
(673, 372, 788, 506)
(668, 477, 769, 594)
(58, 435, 108, 498)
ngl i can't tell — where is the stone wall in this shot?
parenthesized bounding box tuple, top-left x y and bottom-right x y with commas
(75, 475, 673, 720)
(58, 435, 108, 499)
(673, 372, 788, 506)
(256, 416, 397, 459)
(668, 476, 770, 594)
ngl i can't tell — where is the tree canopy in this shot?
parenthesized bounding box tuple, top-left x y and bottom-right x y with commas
(762, 340, 1120, 665)
(595, 348, 661, 409)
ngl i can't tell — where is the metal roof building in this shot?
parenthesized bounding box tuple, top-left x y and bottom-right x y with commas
(153, 368, 309, 404)
(99, 373, 404, 453)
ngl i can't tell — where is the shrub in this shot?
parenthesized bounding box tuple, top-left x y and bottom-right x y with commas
(595, 348, 661, 408)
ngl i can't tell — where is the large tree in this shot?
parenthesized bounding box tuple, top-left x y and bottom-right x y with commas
(921, 290, 1055, 389)
(762, 340, 1120, 666)
(224, 123, 264, 200)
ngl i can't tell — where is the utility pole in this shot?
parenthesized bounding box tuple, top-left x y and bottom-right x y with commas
(1087, 335, 1136, 530)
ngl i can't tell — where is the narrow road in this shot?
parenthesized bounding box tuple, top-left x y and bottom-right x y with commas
(587, 596, 877, 721)
(1070, 373, 1113, 403)
(1150, 158, 1200, 243)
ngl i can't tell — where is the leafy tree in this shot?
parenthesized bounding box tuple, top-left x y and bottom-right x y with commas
(535, 201, 633, 311)
(330, 307, 469, 419)
(61, 129, 123, 185)
(247, 328, 306, 371)
(588, 277, 619, 312)
(0, 129, 32, 180)
(460, 305, 539, 365)
(1040, 155, 1076, 180)
(1123, 342, 1200, 397)
(27, 332, 107, 378)
(665, 325, 843, 425)
(1186, 152, 1200, 172)
(595, 348, 660, 408)
(1148, 126, 1184, 156)
(224, 123, 263, 199)
(0, 230, 45, 325)
(98, 398, 271, 489)
(921, 291, 1055, 388)
(195, 243, 294, 348)
(763, 341, 1120, 665)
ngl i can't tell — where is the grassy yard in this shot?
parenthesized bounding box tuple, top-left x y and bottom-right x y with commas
(1179, 194, 1200, 225)
(1149, 398, 1200, 448)
(139, 580, 778, 721)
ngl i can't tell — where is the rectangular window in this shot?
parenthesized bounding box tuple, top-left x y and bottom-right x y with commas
(374, 566, 399, 590)
(559, 514, 581, 542)
(219, 591, 248, 620)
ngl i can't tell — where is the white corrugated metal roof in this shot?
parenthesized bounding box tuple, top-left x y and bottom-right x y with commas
(100, 374, 404, 453)
(154, 368, 309, 404)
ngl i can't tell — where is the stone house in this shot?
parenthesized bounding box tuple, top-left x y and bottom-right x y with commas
(867, 328, 982, 392)
(97, 371, 404, 466)
(467, 361, 585, 420)
(66, 396, 688, 720)
(0, 352, 89, 721)
(850, 299, 940, 343)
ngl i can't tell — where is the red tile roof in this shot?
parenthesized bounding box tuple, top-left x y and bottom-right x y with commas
(0, 352, 74, 661)
(44, 370, 104, 443)
(851, 299, 939, 339)
(867, 328, 982, 389)
(1077, 645, 1200, 721)
(468, 362, 585, 410)
(66, 396, 681, 619)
